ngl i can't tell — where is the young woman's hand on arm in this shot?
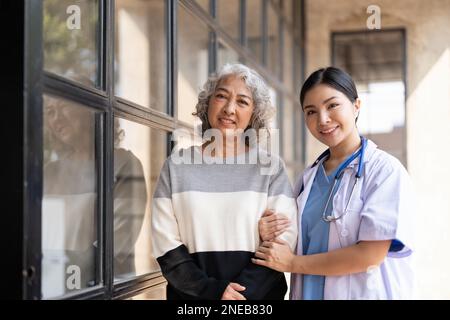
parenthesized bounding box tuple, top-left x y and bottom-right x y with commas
(252, 239, 391, 276)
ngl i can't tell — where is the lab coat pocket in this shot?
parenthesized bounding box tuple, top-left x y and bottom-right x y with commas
(349, 266, 387, 299)
(347, 197, 364, 214)
(334, 197, 364, 247)
(344, 198, 364, 241)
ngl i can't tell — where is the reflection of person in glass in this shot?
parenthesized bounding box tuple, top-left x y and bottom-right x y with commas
(42, 95, 147, 297)
(151, 64, 298, 300)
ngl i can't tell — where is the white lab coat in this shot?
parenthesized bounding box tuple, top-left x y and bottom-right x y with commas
(290, 139, 415, 300)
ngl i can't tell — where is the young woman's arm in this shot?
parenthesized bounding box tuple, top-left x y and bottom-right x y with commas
(252, 239, 391, 276)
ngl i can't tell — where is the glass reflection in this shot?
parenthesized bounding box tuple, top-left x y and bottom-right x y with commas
(114, 118, 167, 280)
(195, 0, 209, 13)
(177, 5, 209, 125)
(115, 0, 166, 111)
(42, 96, 163, 294)
(42, 95, 98, 298)
(283, 28, 294, 91)
(283, 0, 293, 25)
(282, 97, 294, 161)
(43, 0, 99, 87)
(218, 40, 241, 70)
(267, 3, 279, 76)
(217, 0, 239, 41)
(246, 0, 262, 62)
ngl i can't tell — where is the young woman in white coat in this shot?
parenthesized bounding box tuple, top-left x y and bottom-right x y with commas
(252, 67, 414, 299)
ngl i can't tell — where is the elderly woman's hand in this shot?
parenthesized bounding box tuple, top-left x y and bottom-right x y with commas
(258, 209, 291, 241)
(221, 283, 247, 300)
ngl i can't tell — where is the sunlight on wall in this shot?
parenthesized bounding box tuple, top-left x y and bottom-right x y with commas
(408, 48, 450, 299)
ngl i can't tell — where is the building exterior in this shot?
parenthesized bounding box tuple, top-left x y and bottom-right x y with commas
(304, 0, 450, 299)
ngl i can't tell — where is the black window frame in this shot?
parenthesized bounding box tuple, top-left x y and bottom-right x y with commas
(16, 0, 306, 300)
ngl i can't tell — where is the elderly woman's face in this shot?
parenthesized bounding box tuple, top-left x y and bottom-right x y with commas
(44, 96, 91, 147)
(207, 75, 255, 135)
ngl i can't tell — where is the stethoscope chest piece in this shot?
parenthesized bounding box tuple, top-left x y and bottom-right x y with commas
(318, 136, 367, 223)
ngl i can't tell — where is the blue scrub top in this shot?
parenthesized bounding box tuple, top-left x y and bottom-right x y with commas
(301, 161, 341, 300)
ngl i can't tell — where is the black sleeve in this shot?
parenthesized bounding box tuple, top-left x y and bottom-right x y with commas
(233, 263, 286, 300)
(157, 244, 230, 299)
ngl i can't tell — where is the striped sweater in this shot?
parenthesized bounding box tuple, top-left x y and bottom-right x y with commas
(151, 146, 298, 300)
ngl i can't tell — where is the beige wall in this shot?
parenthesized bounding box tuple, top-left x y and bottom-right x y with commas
(305, 0, 450, 299)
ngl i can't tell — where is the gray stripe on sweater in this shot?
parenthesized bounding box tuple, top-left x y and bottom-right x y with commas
(153, 147, 293, 198)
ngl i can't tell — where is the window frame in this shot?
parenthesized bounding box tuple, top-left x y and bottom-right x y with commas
(20, 0, 305, 299)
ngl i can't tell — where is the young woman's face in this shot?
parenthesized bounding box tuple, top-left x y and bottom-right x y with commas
(303, 84, 360, 148)
(207, 75, 255, 135)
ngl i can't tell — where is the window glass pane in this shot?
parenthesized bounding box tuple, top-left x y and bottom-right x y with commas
(283, 27, 294, 91)
(292, 0, 302, 97)
(272, 0, 280, 8)
(267, 3, 280, 76)
(294, 103, 303, 161)
(115, 0, 167, 111)
(218, 39, 241, 69)
(294, 41, 302, 97)
(42, 94, 99, 298)
(282, 97, 294, 162)
(195, 0, 209, 13)
(43, 0, 99, 88)
(282, 0, 293, 25)
(178, 6, 209, 126)
(269, 87, 278, 129)
(246, 0, 262, 62)
(217, 0, 239, 41)
(114, 118, 167, 280)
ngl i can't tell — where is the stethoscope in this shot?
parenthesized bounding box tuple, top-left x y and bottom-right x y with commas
(311, 136, 367, 223)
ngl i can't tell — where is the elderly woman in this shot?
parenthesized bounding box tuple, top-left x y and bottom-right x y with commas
(151, 63, 297, 300)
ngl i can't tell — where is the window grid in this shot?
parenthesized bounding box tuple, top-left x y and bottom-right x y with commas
(27, 0, 305, 299)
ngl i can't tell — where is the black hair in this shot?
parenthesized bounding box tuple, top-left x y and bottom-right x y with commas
(300, 67, 358, 108)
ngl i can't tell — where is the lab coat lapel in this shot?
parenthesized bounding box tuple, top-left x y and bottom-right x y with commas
(297, 165, 319, 222)
(291, 164, 319, 300)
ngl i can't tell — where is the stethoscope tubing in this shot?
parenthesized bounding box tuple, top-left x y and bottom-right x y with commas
(319, 136, 367, 222)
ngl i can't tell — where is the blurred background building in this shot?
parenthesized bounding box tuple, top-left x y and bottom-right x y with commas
(3, 0, 449, 299)
(304, 0, 450, 300)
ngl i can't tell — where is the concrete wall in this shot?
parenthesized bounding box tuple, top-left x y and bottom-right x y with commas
(305, 0, 450, 299)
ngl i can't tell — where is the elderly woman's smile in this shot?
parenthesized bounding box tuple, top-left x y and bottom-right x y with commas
(207, 75, 255, 134)
(218, 116, 236, 126)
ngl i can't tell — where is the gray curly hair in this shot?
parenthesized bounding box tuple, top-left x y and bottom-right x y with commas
(193, 63, 275, 135)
